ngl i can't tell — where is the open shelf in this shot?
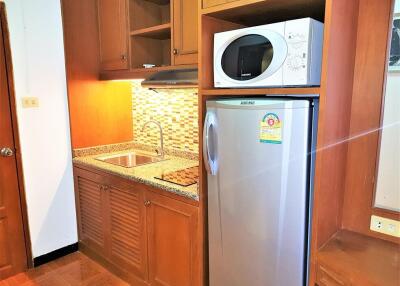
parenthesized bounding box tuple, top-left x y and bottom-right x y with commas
(201, 87, 320, 97)
(130, 23, 171, 39)
(317, 230, 399, 286)
(129, 0, 170, 31)
(201, 0, 325, 26)
(130, 36, 171, 69)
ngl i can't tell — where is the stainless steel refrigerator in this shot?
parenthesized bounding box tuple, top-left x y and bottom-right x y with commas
(204, 98, 318, 286)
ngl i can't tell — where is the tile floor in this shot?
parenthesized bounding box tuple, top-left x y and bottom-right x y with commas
(0, 252, 129, 286)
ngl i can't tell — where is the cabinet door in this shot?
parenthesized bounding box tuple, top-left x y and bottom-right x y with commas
(74, 168, 107, 253)
(97, 0, 129, 71)
(107, 183, 148, 281)
(146, 191, 200, 286)
(172, 0, 198, 65)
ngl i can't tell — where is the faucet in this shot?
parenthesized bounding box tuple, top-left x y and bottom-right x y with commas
(141, 120, 165, 159)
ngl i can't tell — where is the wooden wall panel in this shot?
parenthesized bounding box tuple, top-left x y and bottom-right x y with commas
(311, 0, 360, 248)
(341, 0, 399, 243)
(308, 0, 360, 284)
(62, 0, 133, 149)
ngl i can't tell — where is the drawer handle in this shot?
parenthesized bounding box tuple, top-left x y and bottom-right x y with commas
(144, 200, 151, 207)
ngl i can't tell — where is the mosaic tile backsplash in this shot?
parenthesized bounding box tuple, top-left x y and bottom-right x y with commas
(131, 80, 199, 154)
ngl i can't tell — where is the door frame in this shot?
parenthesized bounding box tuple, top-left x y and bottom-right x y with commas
(0, 2, 33, 268)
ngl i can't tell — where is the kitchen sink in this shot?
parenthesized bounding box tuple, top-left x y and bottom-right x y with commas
(96, 152, 167, 168)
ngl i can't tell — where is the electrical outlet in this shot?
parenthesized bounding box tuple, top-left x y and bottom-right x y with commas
(21, 97, 39, 108)
(370, 215, 400, 237)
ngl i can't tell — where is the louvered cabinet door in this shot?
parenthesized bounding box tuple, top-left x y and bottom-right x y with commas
(108, 184, 147, 281)
(75, 169, 106, 253)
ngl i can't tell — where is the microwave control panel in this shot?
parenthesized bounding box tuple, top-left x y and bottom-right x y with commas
(283, 18, 323, 86)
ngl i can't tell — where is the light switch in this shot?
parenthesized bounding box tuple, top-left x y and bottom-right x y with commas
(22, 97, 39, 108)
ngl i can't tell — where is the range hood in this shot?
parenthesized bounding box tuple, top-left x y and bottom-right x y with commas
(141, 68, 198, 89)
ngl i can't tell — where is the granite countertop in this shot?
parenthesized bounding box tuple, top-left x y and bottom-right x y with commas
(73, 148, 199, 201)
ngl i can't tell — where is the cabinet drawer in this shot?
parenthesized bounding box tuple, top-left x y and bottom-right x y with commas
(317, 265, 350, 286)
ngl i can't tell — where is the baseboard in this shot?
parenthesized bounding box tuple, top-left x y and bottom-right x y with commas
(33, 243, 78, 267)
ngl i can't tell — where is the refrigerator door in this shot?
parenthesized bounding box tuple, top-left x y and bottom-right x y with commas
(207, 99, 311, 286)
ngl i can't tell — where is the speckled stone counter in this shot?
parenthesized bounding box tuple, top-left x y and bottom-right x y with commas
(73, 149, 199, 201)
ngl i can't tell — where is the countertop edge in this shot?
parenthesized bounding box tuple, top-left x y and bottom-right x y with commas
(73, 159, 200, 202)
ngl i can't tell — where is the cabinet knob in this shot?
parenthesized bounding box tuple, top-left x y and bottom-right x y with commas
(100, 185, 109, 191)
(144, 200, 151, 207)
(0, 147, 14, 157)
(120, 54, 127, 61)
(173, 49, 178, 55)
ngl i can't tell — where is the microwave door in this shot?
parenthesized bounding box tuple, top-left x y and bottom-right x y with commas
(222, 35, 273, 81)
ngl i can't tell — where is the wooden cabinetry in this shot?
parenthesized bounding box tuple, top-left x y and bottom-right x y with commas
(75, 169, 107, 253)
(97, 0, 129, 71)
(172, 0, 198, 65)
(107, 181, 148, 281)
(146, 191, 199, 286)
(98, 0, 198, 78)
(73, 165, 200, 286)
(202, 0, 238, 9)
(129, 0, 172, 69)
(74, 167, 147, 283)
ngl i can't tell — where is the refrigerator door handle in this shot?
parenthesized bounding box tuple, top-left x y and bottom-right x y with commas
(203, 111, 218, 175)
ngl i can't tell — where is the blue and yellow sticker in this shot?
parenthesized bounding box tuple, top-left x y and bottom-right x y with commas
(260, 113, 282, 144)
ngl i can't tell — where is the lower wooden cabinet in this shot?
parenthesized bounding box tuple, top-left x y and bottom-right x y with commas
(107, 179, 148, 281)
(75, 169, 108, 254)
(74, 167, 148, 282)
(73, 166, 200, 286)
(146, 191, 199, 286)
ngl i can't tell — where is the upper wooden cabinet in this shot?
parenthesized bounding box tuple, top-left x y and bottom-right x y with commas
(202, 0, 238, 9)
(172, 0, 198, 65)
(97, 0, 129, 71)
(97, 0, 198, 77)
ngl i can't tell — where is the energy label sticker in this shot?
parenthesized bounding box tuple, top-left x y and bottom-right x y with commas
(260, 113, 282, 144)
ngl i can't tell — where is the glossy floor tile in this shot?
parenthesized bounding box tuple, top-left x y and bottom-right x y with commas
(0, 252, 129, 286)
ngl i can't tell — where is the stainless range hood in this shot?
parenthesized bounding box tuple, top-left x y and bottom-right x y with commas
(141, 68, 198, 89)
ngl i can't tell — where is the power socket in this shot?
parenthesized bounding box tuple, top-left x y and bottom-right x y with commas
(21, 97, 39, 108)
(370, 215, 400, 237)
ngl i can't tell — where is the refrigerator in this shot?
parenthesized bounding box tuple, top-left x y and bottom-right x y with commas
(204, 97, 318, 286)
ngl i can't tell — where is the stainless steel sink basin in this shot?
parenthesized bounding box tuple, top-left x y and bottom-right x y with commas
(96, 152, 167, 168)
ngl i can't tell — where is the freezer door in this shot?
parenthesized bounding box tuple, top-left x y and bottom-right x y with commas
(207, 99, 311, 286)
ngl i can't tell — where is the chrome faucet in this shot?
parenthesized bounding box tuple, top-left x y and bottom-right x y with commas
(141, 120, 165, 159)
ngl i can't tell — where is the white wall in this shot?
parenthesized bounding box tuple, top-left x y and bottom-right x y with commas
(375, 0, 400, 211)
(3, 0, 77, 258)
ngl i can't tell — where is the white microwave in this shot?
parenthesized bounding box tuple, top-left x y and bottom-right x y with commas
(213, 18, 324, 88)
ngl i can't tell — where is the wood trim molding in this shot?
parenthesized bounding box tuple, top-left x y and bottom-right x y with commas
(0, 2, 33, 268)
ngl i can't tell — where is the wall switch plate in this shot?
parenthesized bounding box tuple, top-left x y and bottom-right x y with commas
(22, 97, 39, 108)
(370, 215, 400, 237)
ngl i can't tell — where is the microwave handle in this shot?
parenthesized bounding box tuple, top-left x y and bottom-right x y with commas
(203, 111, 218, 175)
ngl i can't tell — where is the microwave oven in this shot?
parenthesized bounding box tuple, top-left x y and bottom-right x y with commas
(213, 18, 324, 88)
